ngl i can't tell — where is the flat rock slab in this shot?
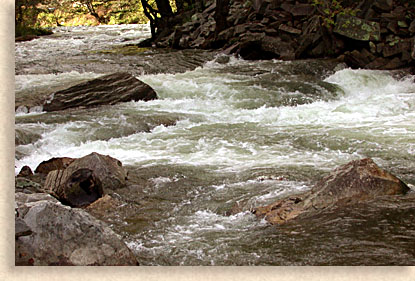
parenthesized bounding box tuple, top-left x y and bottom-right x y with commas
(43, 72, 157, 112)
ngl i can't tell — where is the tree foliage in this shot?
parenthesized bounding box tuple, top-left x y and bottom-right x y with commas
(16, 0, 149, 29)
(16, 0, 228, 44)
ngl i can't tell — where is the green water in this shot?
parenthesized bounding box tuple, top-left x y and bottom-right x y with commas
(15, 24, 415, 265)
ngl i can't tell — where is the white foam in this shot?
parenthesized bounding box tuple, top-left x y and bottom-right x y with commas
(15, 62, 415, 175)
(15, 71, 101, 93)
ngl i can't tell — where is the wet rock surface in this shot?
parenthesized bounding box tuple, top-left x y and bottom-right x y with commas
(43, 152, 127, 207)
(15, 128, 42, 146)
(147, 0, 415, 71)
(254, 158, 410, 225)
(42, 72, 158, 112)
(35, 157, 75, 175)
(15, 192, 139, 266)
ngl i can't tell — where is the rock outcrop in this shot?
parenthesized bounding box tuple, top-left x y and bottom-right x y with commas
(43, 152, 127, 207)
(42, 72, 158, 112)
(254, 158, 410, 225)
(15, 192, 139, 265)
(146, 0, 415, 71)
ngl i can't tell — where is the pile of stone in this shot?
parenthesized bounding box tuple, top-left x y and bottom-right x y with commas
(152, 0, 415, 70)
(15, 152, 139, 265)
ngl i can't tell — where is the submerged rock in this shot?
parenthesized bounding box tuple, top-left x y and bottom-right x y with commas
(15, 192, 139, 265)
(254, 158, 410, 225)
(15, 128, 42, 146)
(43, 152, 127, 207)
(42, 72, 158, 112)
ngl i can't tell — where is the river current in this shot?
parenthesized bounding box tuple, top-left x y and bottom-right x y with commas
(15, 24, 415, 265)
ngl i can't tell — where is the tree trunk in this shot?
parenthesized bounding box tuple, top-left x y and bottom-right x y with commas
(214, 0, 230, 39)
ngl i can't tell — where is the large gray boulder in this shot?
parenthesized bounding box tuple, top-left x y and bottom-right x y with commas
(15, 192, 139, 265)
(254, 158, 410, 225)
(43, 72, 158, 112)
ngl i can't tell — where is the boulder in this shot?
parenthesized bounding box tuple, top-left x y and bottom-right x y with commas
(372, 0, 393, 13)
(254, 158, 409, 225)
(238, 33, 296, 60)
(382, 39, 411, 57)
(334, 15, 381, 41)
(42, 72, 158, 112)
(17, 166, 33, 177)
(34, 157, 75, 175)
(44, 152, 127, 207)
(365, 56, 389, 69)
(44, 168, 103, 207)
(344, 49, 376, 68)
(281, 3, 314, 17)
(15, 177, 44, 194)
(289, 4, 315, 17)
(383, 57, 407, 70)
(15, 192, 139, 265)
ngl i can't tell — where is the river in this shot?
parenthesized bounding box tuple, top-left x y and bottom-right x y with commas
(15, 24, 415, 265)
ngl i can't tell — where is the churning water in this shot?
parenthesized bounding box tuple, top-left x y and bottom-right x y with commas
(15, 24, 415, 265)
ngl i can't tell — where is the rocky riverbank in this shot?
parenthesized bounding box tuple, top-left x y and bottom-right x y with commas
(142, 0, 415, 71)
(15, 149, 413, 265)
(14, 70, 415, 265)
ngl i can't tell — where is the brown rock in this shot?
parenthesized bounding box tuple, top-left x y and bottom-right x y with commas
(34, 157, 75, 175)
(383, 57, 407, 70)
(289, 4, 315, 17)
(43, 72, 158, 112)
(365, 57, 389, 69)
(303, 158, 409, 209)
(344, 49, 375, 68)
(85, 194, 123, 218)
(17, 166, 33, 177)
(278, 24, 302, 35)
(372, 0, 393, 12)
(383, 39, 411, 58)
(254, 158, 409, 225)
(43, 152, 128, 207)
(44, 168, 103, 207)
(254, 196, 305, 225)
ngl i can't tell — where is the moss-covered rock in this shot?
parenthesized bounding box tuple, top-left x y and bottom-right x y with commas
(334, 14, 381, 41)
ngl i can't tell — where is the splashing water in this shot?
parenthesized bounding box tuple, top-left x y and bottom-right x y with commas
(15, 25, 415, 265)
